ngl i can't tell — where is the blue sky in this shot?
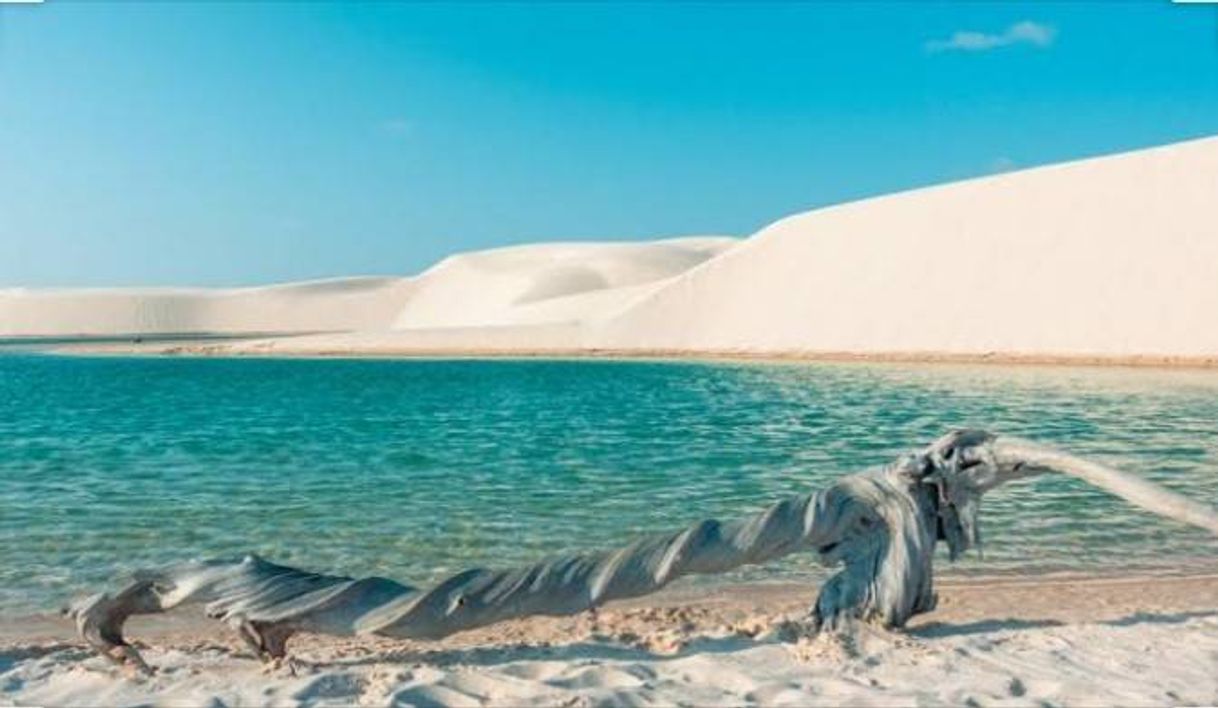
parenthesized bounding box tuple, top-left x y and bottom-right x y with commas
(1, 1, 1216, 286)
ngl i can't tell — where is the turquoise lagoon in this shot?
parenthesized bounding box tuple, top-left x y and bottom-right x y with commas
(2, 354, 1217, 617)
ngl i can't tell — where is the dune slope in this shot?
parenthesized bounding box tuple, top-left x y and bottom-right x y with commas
(599, 136, 1218, 358)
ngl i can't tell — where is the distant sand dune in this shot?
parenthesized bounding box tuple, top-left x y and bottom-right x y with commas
(0, 238, 735, 340)
(0, 277, 414, 337)
(390, 237, 736, 329)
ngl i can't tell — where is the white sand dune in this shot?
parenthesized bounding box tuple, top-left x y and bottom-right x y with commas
(193, 134, 1218, 362)
(4, 575, 1217, 707)
(597, 135, 1218, 359)
(0, 277, 415, 337)
(5, 135, 1218, 364)
(0, 237, 736, 341)
(391, 237, 737, 330)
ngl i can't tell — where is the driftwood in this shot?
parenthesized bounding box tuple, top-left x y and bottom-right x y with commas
(67, 430, 1218, 675)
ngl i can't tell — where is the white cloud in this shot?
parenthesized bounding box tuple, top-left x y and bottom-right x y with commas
(925, 21, 1056, 53)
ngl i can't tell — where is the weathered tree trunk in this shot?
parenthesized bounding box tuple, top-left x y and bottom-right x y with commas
(67, 430, 1218, 674)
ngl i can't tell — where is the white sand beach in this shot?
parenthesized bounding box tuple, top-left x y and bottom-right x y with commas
(5, 135, 1217, 366)
(3, 574, 1216, 707)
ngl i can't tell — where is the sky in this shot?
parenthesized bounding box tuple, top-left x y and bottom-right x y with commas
(1, 1, 1216, 287)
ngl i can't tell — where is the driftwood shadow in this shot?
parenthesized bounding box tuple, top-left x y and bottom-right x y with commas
(908, 618, 1064, 638)
(318, 633, 763, 670)
(1104, 610, 1217, 627)
(295, 610, 1218, 670)
(909, 609, 1218, 639)
(25, 608, 1215, 677)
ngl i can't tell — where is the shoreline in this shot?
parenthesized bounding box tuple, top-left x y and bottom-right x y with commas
(37, 337, 1218, 370)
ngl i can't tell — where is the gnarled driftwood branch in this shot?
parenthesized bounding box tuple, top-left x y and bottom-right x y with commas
(67, 430, 1218, 674)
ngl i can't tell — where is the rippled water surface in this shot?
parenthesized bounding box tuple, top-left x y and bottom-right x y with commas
(2, 354, 1217, 616)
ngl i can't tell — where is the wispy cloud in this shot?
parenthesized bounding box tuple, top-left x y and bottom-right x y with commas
(925, 21, 1056, 53)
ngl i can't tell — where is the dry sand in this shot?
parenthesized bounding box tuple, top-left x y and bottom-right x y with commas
(3, 573, 1216, 707)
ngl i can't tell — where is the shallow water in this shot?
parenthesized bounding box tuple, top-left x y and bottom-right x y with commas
(2, 354, 1217, 616)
